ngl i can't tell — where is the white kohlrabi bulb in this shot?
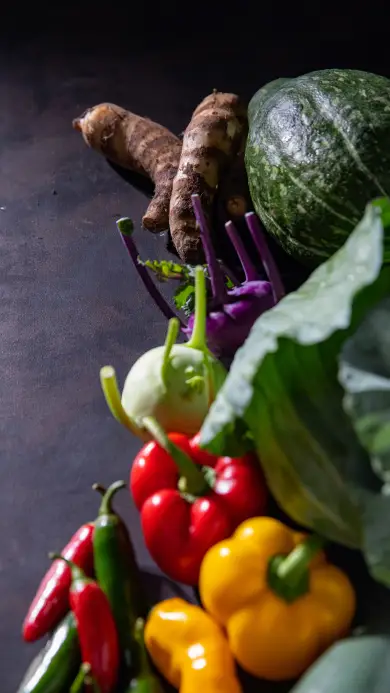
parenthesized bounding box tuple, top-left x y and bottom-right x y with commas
(100, 266, 226, 440)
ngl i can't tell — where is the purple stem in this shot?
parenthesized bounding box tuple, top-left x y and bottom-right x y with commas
(225, 220, 259, 283)
(116, 218, 185, 328)
(245, 212, 285, 302)
(219, 260, 240, 287)
(191, 194, 227, 304)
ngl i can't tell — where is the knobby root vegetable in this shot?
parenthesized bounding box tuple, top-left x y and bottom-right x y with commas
(169, 91, 248, 263)
(73, 103, 182, 233)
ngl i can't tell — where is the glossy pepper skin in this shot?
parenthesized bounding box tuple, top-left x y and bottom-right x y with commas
(144, 598, 242, 693)
(131, 425, 267, 585)
(93, 481, 146, 683)
(17, 612, 80, 693)
(23, 522, 94, 642)
(199, 517, 356, 681)
(51, 556, 119, 693)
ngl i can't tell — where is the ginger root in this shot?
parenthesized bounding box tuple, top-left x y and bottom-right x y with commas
(169, 91, 248, 263)
(73, 103, 181, 233)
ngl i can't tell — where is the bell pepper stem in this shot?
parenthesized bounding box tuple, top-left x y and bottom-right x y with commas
(142, 417, 209, 496)
(48, 553, 86, 583)
(92, 480, 126, 516)
(70, 664, 92, 693)
(277, 534, 325, 581)
(268, 534, 325, 602)
(161, 318, 180, 385)
(100, 366, 140, 436)
(186, 267, 208, 352)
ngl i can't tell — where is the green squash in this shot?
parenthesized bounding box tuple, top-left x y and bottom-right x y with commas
(290, 635, 390, 693)
(246, 69, 390, 266)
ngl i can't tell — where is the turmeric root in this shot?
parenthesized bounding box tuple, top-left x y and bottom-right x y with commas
(73, 103, 181, 233)
(169, 91, 248, 263)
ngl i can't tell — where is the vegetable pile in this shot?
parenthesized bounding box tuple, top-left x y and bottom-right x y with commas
(16, 67, 390, 693)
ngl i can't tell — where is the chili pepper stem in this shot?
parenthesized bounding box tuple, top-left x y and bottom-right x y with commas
(142, 416, 209, 496)
(268, 535, 325, 603)
(70, 663, 92, 693)
(100, 366, 139, 436)
(161, 318, 180, 385)
(93, 480, 126, 515)
(48, 553, 86, 582)
(134, 619, 152, 676)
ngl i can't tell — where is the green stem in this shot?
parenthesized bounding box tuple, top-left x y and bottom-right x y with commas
(134, 619, 152, 676)
(49, 553, 86, 583)
(92, 480, 126, 516)
(100, 366, 139, 436)
(70, 664, 92, 693)
(161, 318, 180, 385)
(92, 484, 106, 496)
(142, 417, 209, 496)
(187, 267, 207, 352)
(268, 534, 325, 602)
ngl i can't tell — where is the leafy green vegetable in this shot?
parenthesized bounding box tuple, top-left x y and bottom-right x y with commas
(201, 201, 390, 560)
(173, 283, 195, 317)
(338, 297, 390, 585)
(139, 259, 211, 318)
(139, 259, 190, 282)
(340, 296, 390, 485)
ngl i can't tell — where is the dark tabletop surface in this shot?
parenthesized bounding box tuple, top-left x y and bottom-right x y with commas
(1, 7, 389, 692)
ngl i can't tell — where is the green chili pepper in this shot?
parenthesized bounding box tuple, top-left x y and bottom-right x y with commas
(17, 612, 80, 693)
(126, 619, 164, 693)
(92, 481, 147, 682)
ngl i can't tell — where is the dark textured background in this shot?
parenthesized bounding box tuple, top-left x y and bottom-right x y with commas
(1, 6, 389, 692)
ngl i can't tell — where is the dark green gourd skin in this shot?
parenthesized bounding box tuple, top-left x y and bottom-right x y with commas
(246, 69, 390, 265)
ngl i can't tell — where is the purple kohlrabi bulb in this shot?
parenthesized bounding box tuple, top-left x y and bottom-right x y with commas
(183, 281, 274, 358)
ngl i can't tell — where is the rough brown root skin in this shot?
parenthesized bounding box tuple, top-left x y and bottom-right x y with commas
(169, 92, 248, 263)
(218, 153, 252, 219)
(73, 103, 182, 232)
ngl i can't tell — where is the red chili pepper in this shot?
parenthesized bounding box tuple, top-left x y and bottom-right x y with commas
(130, 418, 267, 585)
(50, 554, 119, 693)
(23, 522, 94, 642)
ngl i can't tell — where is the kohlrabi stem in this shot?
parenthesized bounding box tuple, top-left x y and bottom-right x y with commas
(245, 212, 285, 302)
(219, 260, 240, 287)
(117, 217, 185, 327)
(186, 266, 207, 352)
(100, 365, 140, 436)
(191, 194, 226, 304)
(225, 220, 258, 283)
(161, 318, 180, 385)
(142, 417, 209, 496)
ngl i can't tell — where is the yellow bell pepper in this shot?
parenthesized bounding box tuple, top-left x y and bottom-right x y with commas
(199, 517, 356, 681)
(144, 597, 242, 693)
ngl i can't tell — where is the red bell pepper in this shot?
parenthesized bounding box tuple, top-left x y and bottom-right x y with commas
(50, 555, 119, 693)
(130, 418, 267, 585)
(23, 522, 94, 642)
